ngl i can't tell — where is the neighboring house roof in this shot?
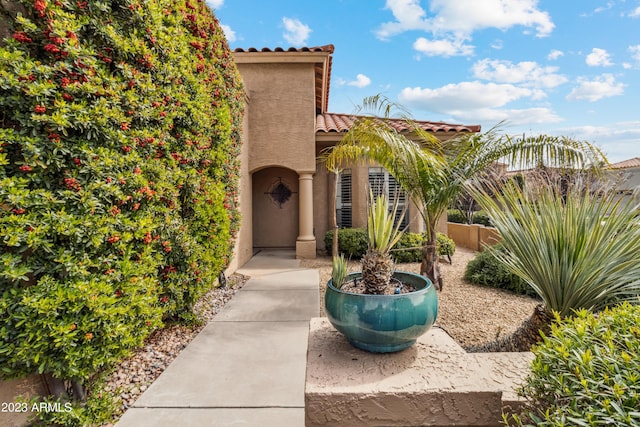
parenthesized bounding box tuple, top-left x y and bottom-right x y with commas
(316, 112, 481, 134)
(609, 157, 640, 169)
(233, 45, 334, 114)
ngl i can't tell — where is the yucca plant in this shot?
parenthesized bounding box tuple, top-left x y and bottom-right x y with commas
(468, 179, 640, 351)
(361, 191, 406, 294)
(331, 254, 348, 289)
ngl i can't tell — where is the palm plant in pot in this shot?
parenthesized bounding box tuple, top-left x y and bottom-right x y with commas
(325, 192, 438, 353)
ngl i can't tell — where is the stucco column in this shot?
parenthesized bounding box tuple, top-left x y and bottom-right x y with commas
(296, 172, 316, 258)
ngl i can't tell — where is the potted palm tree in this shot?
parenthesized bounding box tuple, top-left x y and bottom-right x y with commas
(324, 192, 438, 353)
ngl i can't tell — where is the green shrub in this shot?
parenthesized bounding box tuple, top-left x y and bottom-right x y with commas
(27, 373, 117, 426)
(436, 233, 456, 258)
(0, 0, 242, 393)
(464, 244, 535, 297)
(326, 229, 455, 263)
(324, 228, 368, 258)
(447, 208, 465, 223)
(472, 210, 492, 226)
(509, 303, 640, 426)
(392, 232, 423, 263)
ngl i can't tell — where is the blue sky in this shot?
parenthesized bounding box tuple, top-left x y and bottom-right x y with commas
(210, 0, 640, 163)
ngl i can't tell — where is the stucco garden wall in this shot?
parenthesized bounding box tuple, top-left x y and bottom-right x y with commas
(447, 222, 501, 252)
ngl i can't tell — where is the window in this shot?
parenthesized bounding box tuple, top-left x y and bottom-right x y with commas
(336, 170, 352, 228)
(368, 167, 408, 229)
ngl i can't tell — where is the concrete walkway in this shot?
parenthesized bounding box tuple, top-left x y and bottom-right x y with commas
(116, 250, 319, 426)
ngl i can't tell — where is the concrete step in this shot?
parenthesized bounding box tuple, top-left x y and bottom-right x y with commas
(305, 318, 533, 427)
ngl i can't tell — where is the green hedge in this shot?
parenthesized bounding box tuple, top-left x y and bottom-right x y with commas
(0, 0, 243, 388)
(447, 208, 465, 224)
(472, 210, 492, 226)
(464, 244, 535, 297)
(510, 303, 640, 425)
(323, 228, 368, 259)
(447, 208, 492, 226)
(325, 229, 455, 262)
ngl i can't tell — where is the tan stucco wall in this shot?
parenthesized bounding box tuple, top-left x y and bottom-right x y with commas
(252, 167, 299, 248)
(447, 222, 501, 251)
(230, 59, 319, 264)
(236, 62, 316, 174)
(313, 159, 332, 251)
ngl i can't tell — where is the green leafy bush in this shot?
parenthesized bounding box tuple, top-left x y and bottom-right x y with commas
(0, 0, 242, 391)
(392, 232, 423, 263)
(447, 208, 465, 223)
(464, 244, 535, 297)
(509, 303, 640, 426)
(324, 228, 368, 258)
(472, 210, 492, 226)
(436, 233, 455, 258)
(447, 208, 492, 226)
(325, 229, 455, 263)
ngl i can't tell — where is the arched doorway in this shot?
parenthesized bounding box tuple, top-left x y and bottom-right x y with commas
(252, 167, 299, 249)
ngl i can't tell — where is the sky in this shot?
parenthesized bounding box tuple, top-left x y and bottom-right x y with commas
(209, 0, 640, 163)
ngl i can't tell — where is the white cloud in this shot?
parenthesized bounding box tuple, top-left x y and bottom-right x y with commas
(376, 0, 554, 41)
(629, 45, 640, 66)
(547, 49, 564, 60)
(221, 24, 236, 42)
(428, 0, 554, 36)
(628, 6, 640, 17)
(560, 121, 640, 162)
(398, 80, 562, 125)
(566, 74, 625, 102)
(282, 17, 312, 46)
(413, 37, 474, 57)
(346, 74, 372, 88)
(206, 0, 224, 9)
(466, 107, 562, 125)
(472, 59, 567, 88)
(377, 0, 553, 58)
(376, 0, 430, 40)
(400, 81, 537, 110)
(593, 1, 614, 14)
(586, 48, 613, 67)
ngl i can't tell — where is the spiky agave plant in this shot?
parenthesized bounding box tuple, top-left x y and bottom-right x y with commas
(468, 180, 640, 352)
(361, 191, 406, 294)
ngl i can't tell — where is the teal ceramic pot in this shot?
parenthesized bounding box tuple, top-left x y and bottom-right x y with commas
(325, 271, 438, 353)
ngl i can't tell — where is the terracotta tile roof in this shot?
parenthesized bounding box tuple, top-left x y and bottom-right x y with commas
(233, 45, 335, 54)
(233, 45, 334, 113)
(316, 112, 481, 134)
(609, 157, 640, 169)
